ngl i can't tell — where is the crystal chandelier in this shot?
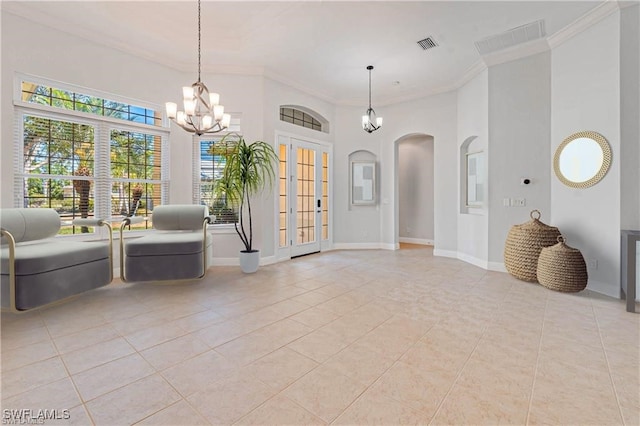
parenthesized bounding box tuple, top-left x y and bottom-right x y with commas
(165, 0, 230, 136)
(362, 65, 383, 133)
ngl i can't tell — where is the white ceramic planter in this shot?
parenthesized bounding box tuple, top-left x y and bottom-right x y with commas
(239, 250, 260, 273)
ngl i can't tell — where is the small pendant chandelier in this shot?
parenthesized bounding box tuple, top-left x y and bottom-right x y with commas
(362, 65, 383, 133)
(165, 0, 230, 136)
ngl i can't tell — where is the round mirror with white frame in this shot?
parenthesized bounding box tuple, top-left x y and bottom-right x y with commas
(553, 131, 612, 188)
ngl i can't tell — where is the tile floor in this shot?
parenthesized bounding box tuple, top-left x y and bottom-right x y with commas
(1, 245, 638, 425)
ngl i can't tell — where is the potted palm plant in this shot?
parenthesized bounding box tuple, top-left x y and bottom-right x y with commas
(218, 133, 277, 273)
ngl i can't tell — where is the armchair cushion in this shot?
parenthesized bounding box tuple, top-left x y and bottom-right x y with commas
(125, 231, 206, 257)
(1, 240, 110, 275)
(152, 204, 208, 231)
(1, 208, 60, 243)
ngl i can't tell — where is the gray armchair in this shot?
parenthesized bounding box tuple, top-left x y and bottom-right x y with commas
(0, 208, 113, 312)
(119, 204, 213, 282)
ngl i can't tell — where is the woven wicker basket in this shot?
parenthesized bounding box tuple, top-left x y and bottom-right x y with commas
(537, 236, 588, 292)
(504, 210, 561, 282)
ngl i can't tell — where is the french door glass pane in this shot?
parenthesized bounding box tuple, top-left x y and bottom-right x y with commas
(279, 144, 288, 247)
(322, 152, 329, 240)
(296, 147, 315, 244)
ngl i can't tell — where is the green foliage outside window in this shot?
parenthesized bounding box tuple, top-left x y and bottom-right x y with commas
(22, 86, 163, 234)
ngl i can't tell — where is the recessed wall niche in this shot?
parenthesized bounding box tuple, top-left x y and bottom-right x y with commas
(460, 135, 484, 214)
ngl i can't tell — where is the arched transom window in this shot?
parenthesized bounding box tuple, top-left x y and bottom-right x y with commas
(279, 107, 323, 132)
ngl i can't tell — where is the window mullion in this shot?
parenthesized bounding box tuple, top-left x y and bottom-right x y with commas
(192, 135, 201, 205)
(13, 112, 24, 207)
(95, 123, 111, 221)
(161, 134, 170, 205)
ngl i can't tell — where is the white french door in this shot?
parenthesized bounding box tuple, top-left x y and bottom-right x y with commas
(289, 138, 330, 257)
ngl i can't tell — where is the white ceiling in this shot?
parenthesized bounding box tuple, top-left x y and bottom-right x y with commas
(3, 1, 605, 105)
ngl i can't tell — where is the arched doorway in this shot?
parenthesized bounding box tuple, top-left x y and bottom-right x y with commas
(394, 133, 435, 249)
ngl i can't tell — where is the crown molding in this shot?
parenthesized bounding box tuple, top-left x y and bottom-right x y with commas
(201, 64, 265, 77)
(263, 70, 338, 105)
(335, 83, 457, 108)
(361, 60, 488, 107)
(481, 38, 551, 68)
(453, 60, 488, 89)
(548, 0, 621, 49)
(618, 0, 640, 9)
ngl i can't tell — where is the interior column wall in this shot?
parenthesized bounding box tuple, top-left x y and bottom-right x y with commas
(620, 3, 640, 232)
(551, 10, 621, 298)
(487, 52, 552, 266)
(457, 69, 490, 267)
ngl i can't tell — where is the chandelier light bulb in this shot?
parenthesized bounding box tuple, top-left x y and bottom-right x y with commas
(165, 102, 177, 119)
(184, 99, 196, 116)
(221, 114, 231, 129)
(176, 111, 187, 126)
(213, 105, 224, 121)
(202, 115, 213, 129)
(182, 86, 194, 100)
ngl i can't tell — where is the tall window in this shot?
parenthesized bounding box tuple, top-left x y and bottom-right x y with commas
(110, 130, 163, 227)
(198, 137, 238, 224)
(23, 116, 96, 234)
(279, 144, 288, 247)
(322, 152, 329, 240)
(15, 76, 169, 234)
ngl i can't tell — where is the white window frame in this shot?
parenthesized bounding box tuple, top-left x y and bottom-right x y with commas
(13, 74, 170, 238)
(192, 131, 242, 232)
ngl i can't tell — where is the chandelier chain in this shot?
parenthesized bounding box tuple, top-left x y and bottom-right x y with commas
(197, 0, 201, 82)
(368, 67, 372, 109)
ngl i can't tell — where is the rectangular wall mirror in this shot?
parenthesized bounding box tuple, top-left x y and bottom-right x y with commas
(466, 151, 483, 207)
(351, 161, 376, 205)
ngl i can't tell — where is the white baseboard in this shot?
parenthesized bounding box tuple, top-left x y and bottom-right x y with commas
(260, 255, 277, 266)
(399, 237, 434, 246)
(436, 249, 505, 273)
(211, 257, 239, 266)
(433, 249, 458, 259)
(211, 255, 278, 267)
(488, 261, 507, 272)
(457, 252, 488, 269)
(437, 250, 618, 300)
(333, 242, 389, 250)
(586, 280, 621, 299)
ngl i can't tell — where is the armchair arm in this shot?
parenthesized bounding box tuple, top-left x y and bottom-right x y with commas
(205, 215, 216, 225)
(72, 219, 114, 283)
(72, 218, 108, 227)
(119, 216, 147, 282)
(0, 228, 17, 312)
(120, 216, 146, 227)
(0, 227, 14, 241)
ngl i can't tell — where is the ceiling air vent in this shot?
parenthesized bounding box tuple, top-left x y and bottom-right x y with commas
(474, 19, 546, 56)
(417, 37, 438, 50)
